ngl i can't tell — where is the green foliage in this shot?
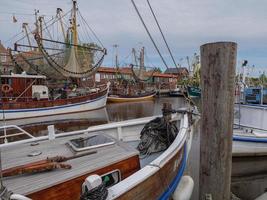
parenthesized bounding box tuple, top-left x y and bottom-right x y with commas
(246, 73, 267, 87)
(154, 67, 162, 73)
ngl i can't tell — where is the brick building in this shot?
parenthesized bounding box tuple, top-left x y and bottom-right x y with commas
(0, 42, 13, 74)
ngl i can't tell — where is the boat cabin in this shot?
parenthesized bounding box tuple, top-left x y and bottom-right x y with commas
(0, 73, 48, 102)
(244, 87, 267, 105)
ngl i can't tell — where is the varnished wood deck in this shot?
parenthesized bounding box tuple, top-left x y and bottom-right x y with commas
(2, 132, 139, 197)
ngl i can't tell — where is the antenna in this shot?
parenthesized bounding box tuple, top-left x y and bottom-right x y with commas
(113, 44, 119, 68)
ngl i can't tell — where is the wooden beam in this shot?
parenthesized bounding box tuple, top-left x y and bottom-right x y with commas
(199, 42, 237, 200)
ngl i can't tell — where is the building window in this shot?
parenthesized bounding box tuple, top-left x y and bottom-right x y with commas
(1, 55, 6, 62)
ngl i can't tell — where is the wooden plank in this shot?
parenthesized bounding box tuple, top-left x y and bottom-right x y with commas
(199, 42, 237, 200)
(2, 133, 139, 197)
(116, 146, 184, 200)
(28, 155, 140, 200)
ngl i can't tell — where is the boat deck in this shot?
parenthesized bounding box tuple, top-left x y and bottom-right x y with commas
(2, 132, 139, 195)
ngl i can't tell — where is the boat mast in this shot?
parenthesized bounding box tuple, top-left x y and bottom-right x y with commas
(22, 23, 32, 51)
(132, 48, 138, 66)
(34, 9, 41, 46)
(72, 0, 78, 46)
(38, 16, 43, 43)
(139, 47, 145, 81)
(56, 8, 66, 41)
(140, 47, 144, 69)
(113, 44, 119, 68)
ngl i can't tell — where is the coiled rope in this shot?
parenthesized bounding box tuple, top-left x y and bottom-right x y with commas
(80, 182, 108, 200)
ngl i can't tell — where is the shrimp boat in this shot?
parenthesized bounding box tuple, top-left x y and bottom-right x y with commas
(108, 47, 156, 103)
(0, 106, 195, 200)
(108, 91, 156, 103)
(0, 0, 109, 120)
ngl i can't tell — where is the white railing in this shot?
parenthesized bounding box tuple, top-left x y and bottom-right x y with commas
(0, 125, 36, 144)
(0, 112, 184, 149)
(0, 114, 164, 148)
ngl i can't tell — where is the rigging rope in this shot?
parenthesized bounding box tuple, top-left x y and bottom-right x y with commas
(131, 0, 169, 69)
(146, 0, 178, 68)
(78, 10, 105, 48)
(15, 10, 71, 44)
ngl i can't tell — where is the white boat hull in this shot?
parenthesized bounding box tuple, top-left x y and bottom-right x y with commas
(0, 94, 108, 120)
(234, 104, 267, 130)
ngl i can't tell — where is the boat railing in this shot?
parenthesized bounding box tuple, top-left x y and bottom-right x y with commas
(0, 112, 184, 149)
(0, 125, 36, 144)
(0, 114, 164, 148)
(234, 123, 267, 132)
(0, 124, 93, 148)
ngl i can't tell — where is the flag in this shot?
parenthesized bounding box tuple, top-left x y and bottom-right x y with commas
(13, 15, 17, 23)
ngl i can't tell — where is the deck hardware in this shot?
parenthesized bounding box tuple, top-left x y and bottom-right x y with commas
(30, 142, 39, 146)
(27, 150, 42, 157)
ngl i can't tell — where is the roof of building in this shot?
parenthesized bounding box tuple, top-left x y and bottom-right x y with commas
(164, 67, 189, 74)
(0, 42, 8, 54)
(98, 66, 177, 78)
(98, 66, 132, 75)
(1, 73, 46, 79)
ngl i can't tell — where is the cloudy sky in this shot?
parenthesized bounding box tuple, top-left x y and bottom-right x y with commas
(0, 0, 267, 75)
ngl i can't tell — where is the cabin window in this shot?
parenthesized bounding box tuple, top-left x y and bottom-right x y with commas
(42, 91, 47, 95)
(8, 78, 12, 85)
(101, 170, 121, 188)
(67, 134, 115, 152)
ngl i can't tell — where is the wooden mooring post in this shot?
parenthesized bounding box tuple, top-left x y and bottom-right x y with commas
(199, 42, 237, 200)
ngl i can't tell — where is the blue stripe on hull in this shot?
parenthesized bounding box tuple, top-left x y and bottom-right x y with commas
(1, 94, 107, 113)
(233, 135, 267, 143)
(158, 143, 187, 200)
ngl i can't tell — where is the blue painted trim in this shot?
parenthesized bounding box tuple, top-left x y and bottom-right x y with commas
(1, 95, 106, 113)
(233, 135, 267, 143)
(242, 104, 267, 108)
(158, 143, 187, 200)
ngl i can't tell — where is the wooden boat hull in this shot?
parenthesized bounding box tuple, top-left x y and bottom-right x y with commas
(27, 156, 140, 200)
(169, 91, 185, 97)
(1, 113, 192, 200)
(115, 144, 186, 200)
(107, 114, 191, 199)
(107, 92, 156, 103)
(0, 88, 109, 120)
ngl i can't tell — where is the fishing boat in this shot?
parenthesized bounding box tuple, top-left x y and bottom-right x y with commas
(108, 47, 156, 103)
(234, 87, 267, 130)
(0, 73, 109, 120)
(1, 0, 108, 120)
(169, 85, 186, 97)
(0, 107, 195, 200)
(187, 86, 201, 98)
(108, 91, 156, 103)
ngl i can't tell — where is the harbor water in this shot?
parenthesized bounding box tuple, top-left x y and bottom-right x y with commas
(1, 96, 267, 199)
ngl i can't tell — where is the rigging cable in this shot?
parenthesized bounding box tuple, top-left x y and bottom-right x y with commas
(4, 31, 24, 44)
(146, 0, 178, 68)
(78, 10, 104, 48)
(131, 0, 169, 69)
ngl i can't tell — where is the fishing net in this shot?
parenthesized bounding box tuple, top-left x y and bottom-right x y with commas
(137, 116, 179, 155)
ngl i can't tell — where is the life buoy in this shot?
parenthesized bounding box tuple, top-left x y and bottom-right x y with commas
(1, 84, 12, 93)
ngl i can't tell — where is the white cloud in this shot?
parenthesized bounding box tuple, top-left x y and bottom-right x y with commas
(0, 0, 267, 68)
